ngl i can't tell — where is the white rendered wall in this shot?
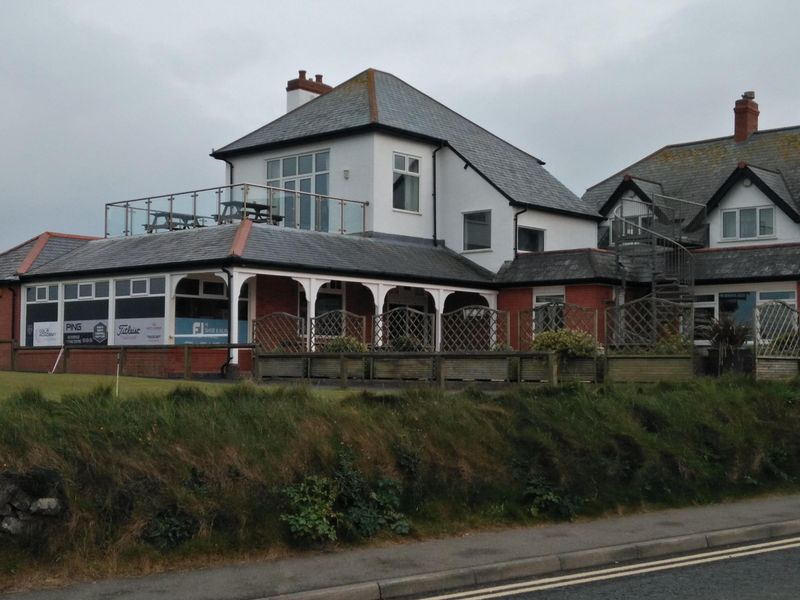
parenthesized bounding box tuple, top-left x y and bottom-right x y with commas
(286, 89, 319, 112)
(227, 133, 376, 230)
(438, 147, 597, 272)
(370, 132, 436, 239)
(705, 180, 800, 247)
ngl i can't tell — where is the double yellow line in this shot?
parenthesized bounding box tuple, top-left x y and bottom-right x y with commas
(421, 536, 800, 599)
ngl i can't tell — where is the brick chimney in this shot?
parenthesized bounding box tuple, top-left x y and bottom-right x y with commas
(734, 91, 759, 142)
(286, 70, 332, 113)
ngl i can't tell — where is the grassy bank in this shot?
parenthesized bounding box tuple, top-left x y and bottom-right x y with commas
(1, 378, 799, 590)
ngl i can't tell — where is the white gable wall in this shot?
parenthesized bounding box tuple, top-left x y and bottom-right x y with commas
(517, 207, 597, 253)
(226, 133, 377, 231)
(705, 180, 800, 247)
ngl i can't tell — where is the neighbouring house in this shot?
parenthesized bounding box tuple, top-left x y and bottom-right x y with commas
(0, 71, 798, 379)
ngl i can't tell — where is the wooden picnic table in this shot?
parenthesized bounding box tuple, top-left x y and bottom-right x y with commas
(215, 200, 284, 225)
(144, 211, 205, 233)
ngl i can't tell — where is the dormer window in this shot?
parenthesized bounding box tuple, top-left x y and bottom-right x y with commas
(721, 207, 775, 240)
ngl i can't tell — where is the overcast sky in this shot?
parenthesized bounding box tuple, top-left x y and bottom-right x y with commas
(1, 0, 798, 247)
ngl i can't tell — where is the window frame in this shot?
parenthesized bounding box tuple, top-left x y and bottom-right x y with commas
(392, 152, 421, 213)
(720, 206, 776, 241)
(463, 209, 492, 252)
(266, 149, 331, 231)
(517, 226, 545, 253)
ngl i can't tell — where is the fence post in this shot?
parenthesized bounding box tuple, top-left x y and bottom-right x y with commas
(339, 354, 347, 388)
(547, 352, 559, 386)
(183, 345, 192, 380)
(435, 354, 444, 388)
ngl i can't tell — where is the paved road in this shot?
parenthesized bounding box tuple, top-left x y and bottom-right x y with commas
(455, 546, 800, 600)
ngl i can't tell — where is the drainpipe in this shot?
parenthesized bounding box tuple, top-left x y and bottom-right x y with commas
(10, 286, 16, 344)
(220, 265, 234, 377)
(513, 206, 528, 258)
(432, 144, 443, 246)
(222, 159, 234, 185)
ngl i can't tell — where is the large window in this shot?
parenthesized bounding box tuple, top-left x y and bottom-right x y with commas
(267, 150, 330, 230)
(693, 289, 797, 341)
(392, 153, 420, 212)
(174, 277, 248, 345)
(463, 210, 491, 250)
(24, 285, 59, 347)
(114, 276, 166, 345)
(63, 280, 109, 345)
(518, 227, 544, 252)
(721, 207, 775, 240)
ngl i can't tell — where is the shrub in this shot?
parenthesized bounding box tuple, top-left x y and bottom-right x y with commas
(280, 476, 340, 544)
(652, 331, 693, 354)
(522, 476, 578, 520)
(530, 329, 595, 357)
(388, 336, 428, 353)
(322, 336, 368, 353)
(142, 509, 199, 550)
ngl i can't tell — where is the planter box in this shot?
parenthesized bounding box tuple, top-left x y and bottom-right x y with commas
(520, 356, 550, 382)
(442, 356, 509, 381)
(606, 355, 693, 383)
(372, 356, 434, 380)
(755, 357, 799, 381)
(258, 356, 307, 378)
(310, 356, 366, 379)
(561, 357, 597, 383)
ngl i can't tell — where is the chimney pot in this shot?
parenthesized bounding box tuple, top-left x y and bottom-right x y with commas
(315, 74, 323, 83)
(298, 69, 307, 80)
(733, 91, 759, 142)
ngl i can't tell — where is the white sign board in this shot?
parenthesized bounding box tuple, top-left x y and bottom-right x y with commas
(115, 318, 165, 345)
(33, 322, 60, 347)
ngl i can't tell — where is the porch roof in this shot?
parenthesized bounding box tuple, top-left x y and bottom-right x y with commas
(495, 248, 621, 286)
(23, 222, 494, 287)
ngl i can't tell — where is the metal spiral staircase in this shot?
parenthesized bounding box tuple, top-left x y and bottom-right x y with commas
(611, 197, 698, 304)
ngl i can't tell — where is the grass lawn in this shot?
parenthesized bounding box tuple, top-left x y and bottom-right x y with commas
(0, 371, 353, 400)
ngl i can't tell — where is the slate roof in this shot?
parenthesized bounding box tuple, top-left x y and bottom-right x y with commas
(213, 69, 599, 220)
(584, 126, 800, 223)
(693, 244, 800, 283)
(25, 223, 494, 287)
(0, 239, 37, 281)
(494, 248, 620, 285)
(0, 233, 94, 281)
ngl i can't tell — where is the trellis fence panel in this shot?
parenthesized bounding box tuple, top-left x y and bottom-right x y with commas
(440, 305, 509, 353)
(518, 302, 598, 350)
(605, 297, 693, 354)
(373, 306, 435, 352)
(253, 312, 306, 353)
(310, 310, 367, 350)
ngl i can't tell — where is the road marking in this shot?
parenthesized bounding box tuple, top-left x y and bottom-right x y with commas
(421, 536, 800, 600)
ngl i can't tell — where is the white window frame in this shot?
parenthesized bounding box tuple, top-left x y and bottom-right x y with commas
(266, 149, 331, 230)
(392, 152, 421, 213)
(63, 280, 110, 302)
(115, 276, 166, 298)
(720, 206, 776, 241)
(463, 209, 492, 252)
(26, 285, 59, 303)
(517, 226, 545, 253)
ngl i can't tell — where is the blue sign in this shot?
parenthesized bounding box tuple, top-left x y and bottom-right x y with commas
(174, 318, 248, 345)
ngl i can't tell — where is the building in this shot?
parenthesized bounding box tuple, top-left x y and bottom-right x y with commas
(1, 71, 798, 378)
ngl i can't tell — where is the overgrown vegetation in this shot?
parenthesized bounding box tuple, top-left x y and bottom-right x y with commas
(530, 328, 595, 357)
(2, 377, 800, 589)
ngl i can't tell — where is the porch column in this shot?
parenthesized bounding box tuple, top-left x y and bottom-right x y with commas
(228, 270, 248, 365)
(167, 274, 189, 345)
(108, 277, 116, 345)
(481, 292, 498, 311)
(292, 277, 330, 351)
(362, 283, 391, 347)
(425, 288, 454, 351)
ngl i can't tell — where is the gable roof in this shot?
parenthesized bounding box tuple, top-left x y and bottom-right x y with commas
(585, 126, 800, 223)
(212, 69, 600, 220)
(0, 232, 96, 282)
(24, 223, 494, 287)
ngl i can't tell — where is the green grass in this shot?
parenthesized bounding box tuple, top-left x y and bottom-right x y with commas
(2, 377, 800, 590)
(0, 372, 351, 401)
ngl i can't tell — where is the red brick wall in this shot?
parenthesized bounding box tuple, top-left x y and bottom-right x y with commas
(14, 349, 62, 373)
(498, 288, 533, 350)
(68, 349, 119, 375)
(256, 275, 300, 317)
(0, 285, 20, 342)
(565, 284, 614, 343)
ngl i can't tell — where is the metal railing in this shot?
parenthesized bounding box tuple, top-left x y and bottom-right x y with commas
(104, 183, 369, 238)
(754, 301, 800, 357)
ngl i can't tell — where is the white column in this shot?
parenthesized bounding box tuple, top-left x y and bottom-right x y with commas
(56, 283, 64, 347)
(19, 287, 27, 346)
(426, 288, 450, 351)
(108, 278, 116, 346)
(228, 270, 247, 365)
(363, 283, 391, 347)
(482, 292, 498, 311)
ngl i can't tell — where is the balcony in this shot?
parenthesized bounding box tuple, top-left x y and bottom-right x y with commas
(104, 183, 369, 238)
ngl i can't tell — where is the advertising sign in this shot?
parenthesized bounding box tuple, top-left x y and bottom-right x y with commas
(63, 320, 109, 345)
(115, 318, 165, 345)
(33, 322, 60, 347)
(174, 318, 248, 345)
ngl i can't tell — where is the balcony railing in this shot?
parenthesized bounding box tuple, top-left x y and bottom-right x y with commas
(104, 183, 369, 238)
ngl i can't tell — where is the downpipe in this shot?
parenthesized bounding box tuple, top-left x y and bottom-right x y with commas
(220, 265, 234, 378)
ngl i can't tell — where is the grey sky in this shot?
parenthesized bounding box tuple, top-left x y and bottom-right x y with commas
(1, 0, 798, 247)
